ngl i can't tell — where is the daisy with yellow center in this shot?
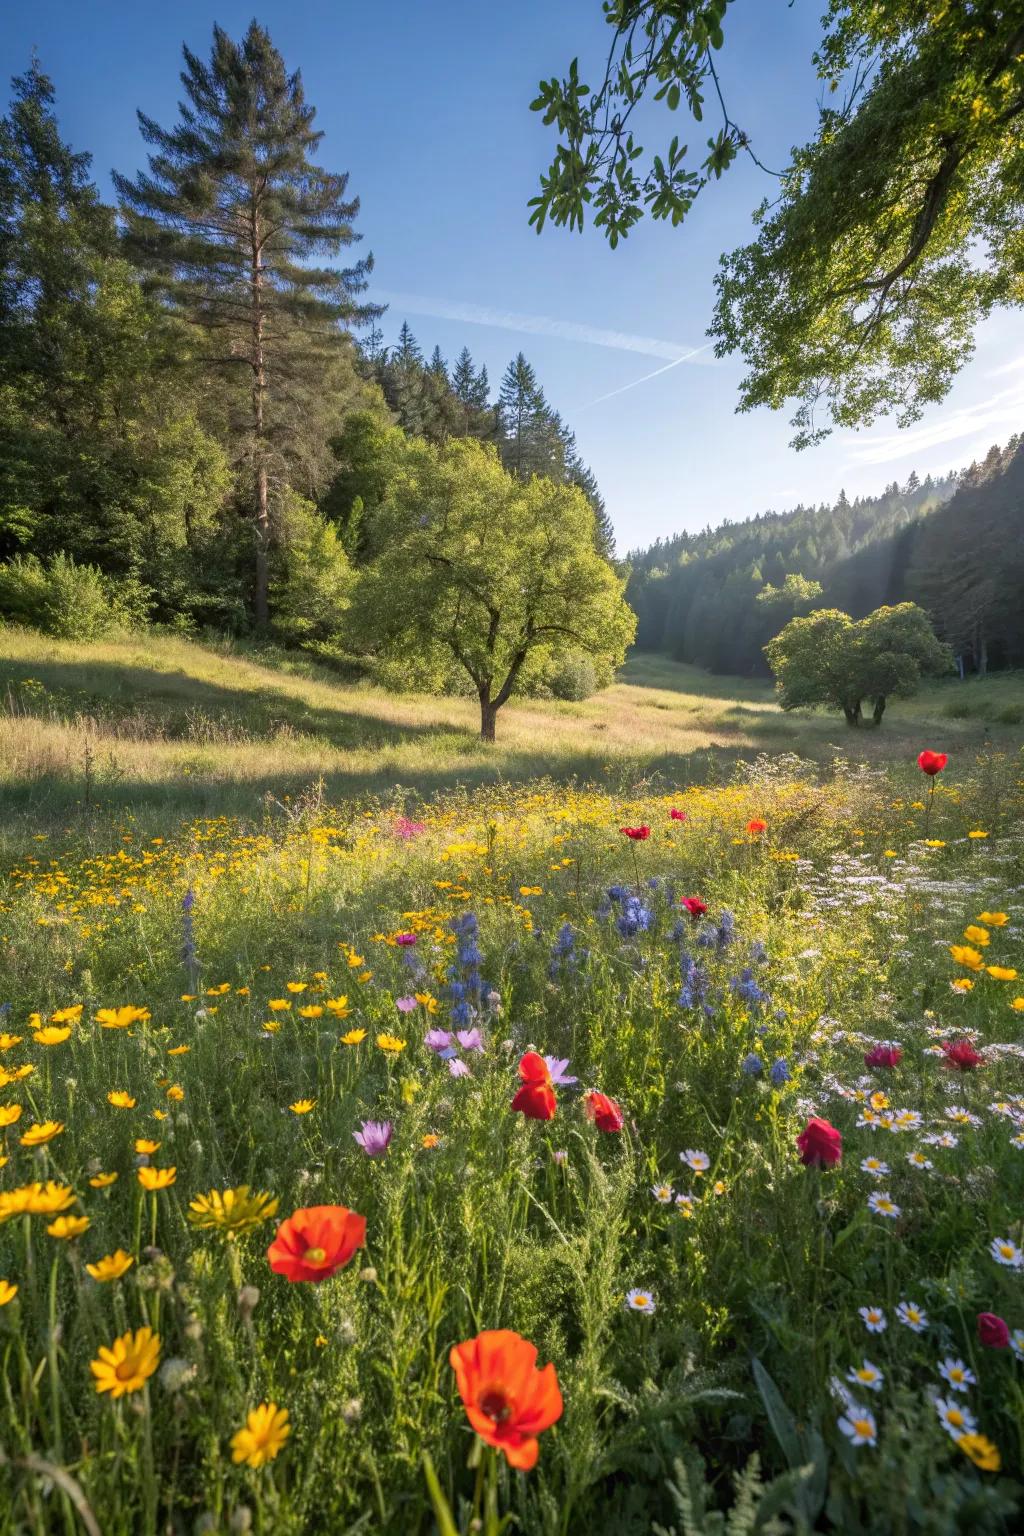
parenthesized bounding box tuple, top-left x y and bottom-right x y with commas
(86, 1250, 135, 1282)
(230, 1402, 291, 1468)
(90, 1326, 160, 1398)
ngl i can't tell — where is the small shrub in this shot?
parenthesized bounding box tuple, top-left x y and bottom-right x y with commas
(549, 650, 598, 701)
(0, 553, 148, 639)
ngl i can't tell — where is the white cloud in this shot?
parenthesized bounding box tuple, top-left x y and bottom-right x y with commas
(841, 379, 1024, 468)
(373, 289, 712, 363)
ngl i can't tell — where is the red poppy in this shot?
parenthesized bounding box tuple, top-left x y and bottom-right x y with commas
(449, 1329, 563, 1470)
(796, 1117, 842, 1168)
(669, 809, 687, 822)
(267, 1204, 365, 1283)
(864, 1044, 902, 1070)
(620, 826, 650, 841)
(917, 750, 948, 776)
(941, 1037, 984, 1071)
(583, 1090, 623, 1133)
(746, 819, 767, 835)
(977, 1312, 1010, 1349)
(511, 1052, 556, 1121)
(680, 896, 707, 920)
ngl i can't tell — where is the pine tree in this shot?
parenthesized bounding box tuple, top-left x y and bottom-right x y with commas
(114, 22, 380, 627)
(498, 353, 551, 479)
(450, 347, 493, 439)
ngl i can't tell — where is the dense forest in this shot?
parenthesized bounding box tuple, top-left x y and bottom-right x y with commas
(0, 42, 611, 652)
(628, 437, 1024, 676)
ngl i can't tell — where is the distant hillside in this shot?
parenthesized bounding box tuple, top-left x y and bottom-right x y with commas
(628, 435, 1024, 676)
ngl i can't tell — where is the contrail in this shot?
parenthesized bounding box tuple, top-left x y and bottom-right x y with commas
(373, 288, 709, 364)
(575, 347, 713, 409)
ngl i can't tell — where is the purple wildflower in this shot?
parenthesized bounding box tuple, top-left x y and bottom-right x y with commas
(395, 996, 418, 1013)
(425, 1028, 454, 1054)
(448, 1058, 471, 1078)
(545, 1056, 578, 1086)
(395, 933, 417, 947)
(456, 1027, 485, 1052)
(394, 817, 426, 840)
(353, 1120, 392, 1158)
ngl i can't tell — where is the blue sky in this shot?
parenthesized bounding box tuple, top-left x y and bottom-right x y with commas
(5, 1, 1023, 550)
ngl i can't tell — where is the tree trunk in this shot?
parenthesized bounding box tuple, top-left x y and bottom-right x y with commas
(251, 214, 270, 630)
(480, 694, 498, 742)
(871, 695, 886, 726)
(843, 702, 862, 727)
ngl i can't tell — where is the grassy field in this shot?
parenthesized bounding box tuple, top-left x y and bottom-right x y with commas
(3, 627, 1022, 830)
(2, 628, 1024, 1534)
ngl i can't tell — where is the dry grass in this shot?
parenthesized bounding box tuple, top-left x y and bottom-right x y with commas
(1, 627, 1020, 827)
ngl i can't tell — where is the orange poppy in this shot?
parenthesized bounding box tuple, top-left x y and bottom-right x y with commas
(511, 1052, 556, 1121)
(450, 1329, 563, 1469)
(267, 1205, 366, 1283)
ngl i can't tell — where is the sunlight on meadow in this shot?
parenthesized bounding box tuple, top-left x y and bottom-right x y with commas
(2, 748, 1024, 1531)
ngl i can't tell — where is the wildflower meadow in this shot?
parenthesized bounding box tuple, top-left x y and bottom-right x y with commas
(0, 744, 1023, 1534)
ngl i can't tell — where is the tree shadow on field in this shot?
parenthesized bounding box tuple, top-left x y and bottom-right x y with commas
(0, 655, 456, 751)
(3, 740, 760, 831)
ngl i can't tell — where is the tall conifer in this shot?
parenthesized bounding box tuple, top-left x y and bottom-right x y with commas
(114, 22, 379, 626)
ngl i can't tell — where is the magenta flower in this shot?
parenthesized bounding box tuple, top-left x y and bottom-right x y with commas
(425, 1028, 454, 1054)
(395, 933, 418, 947)
(395, 996, 418, 1013)
(394, 817, 426, 840)
(456, 1027, 485, 1052)
(353, 1120, 392, 1157)
(544, 1056, 578, 1086)
(448, 1058, 471, 1078)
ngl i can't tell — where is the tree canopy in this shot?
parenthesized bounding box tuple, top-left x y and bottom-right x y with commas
(349, 438, 635, 738)
(530, 2, 1024, 444)
(765, 602, 952, 726)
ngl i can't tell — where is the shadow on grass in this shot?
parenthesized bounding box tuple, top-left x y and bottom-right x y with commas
(0, 655, 461, 751)
(3, 741, 758, 829)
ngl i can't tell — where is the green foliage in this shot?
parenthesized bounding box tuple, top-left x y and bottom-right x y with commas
(271, 494, 354, 653)
(531, 4, 1024, 440)
(546, 649, 600, 702)
(765, 603, 952, 726)
(349, 437, 634, 737)
(756, 575, 823, 610)
(0, 552, 145, 639)
(114, 21, 381, 624)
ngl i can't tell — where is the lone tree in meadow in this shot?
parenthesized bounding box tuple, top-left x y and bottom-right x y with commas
(350, 437, 635, 740)
(765, 603, 951, 727)
(114, 22, 380, 627)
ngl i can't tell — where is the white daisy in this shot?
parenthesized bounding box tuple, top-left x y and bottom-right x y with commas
(990, 1236, 1024, 1269)
(906, 1150, 933, 1170)
(847, 1359, 883, 1393)
(859, 1305, 887, 1334)
(680, 1149, 710, 1175)
(837, 1406, 877, 1446)
(896, 1301, 928, 1333)
(860, 1157, 889, 1177)
(624, 1288, 656, 1314)
(651, 1183, 674, 1204)
(938, 1357, 976, 1393)
(867, 1190, 901, 1219)
(934, 1398, 977, 1439)
(892, 1109, 921, 1132)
